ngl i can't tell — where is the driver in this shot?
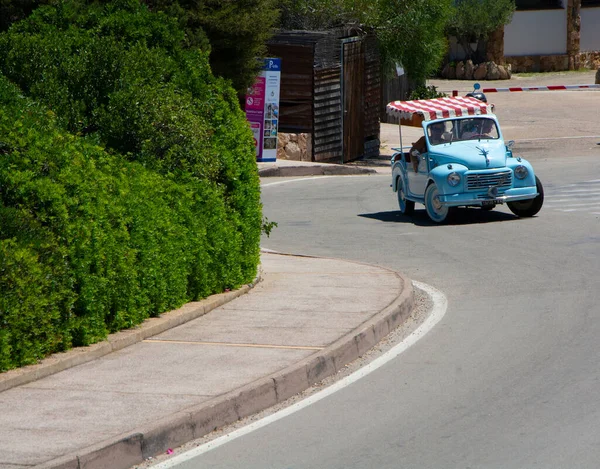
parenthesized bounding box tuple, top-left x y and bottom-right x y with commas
(409, 122, 445, 172)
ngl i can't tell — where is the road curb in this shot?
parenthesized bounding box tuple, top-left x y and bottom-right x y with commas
(258, 165, 377, 177)
(0, 275, 262, 394)
(36, 257, 415, 469)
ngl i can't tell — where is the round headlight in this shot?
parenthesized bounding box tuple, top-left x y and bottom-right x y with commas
(447, 172, 461, 187)
(514, 165, 529, 180)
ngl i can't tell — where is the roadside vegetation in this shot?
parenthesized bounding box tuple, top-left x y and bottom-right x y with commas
(279, 0, 454, 83)
(0, 0, 518, 371)
(0, 0, 261, 371)
(446, 0, 515, 64)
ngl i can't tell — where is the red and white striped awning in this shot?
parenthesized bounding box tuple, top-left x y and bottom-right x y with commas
(386, 96, 493, 124)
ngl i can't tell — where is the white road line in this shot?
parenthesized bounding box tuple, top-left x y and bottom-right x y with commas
(149, 281, 448, 468)
(545, 202, 600, 207)
(546, 197, 600, 202)
(261, 174, 378, 188)
(546, 190, 600, 196)
(555, 208, 597, 212)
(514, 135, 600, 142)
(261, 176, 338, 187)
(551, 181, 600, 188)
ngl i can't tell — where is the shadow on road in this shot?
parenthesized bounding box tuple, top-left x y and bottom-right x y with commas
(358, 207, 519, 226)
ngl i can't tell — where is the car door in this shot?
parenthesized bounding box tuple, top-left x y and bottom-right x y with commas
(406, 152, 428, 197)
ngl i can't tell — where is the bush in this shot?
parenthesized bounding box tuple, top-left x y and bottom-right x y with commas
(0, 1, 263, 371)
(143, 0, 280, 97)
(0, 0, 262, 279)
(409, 85, 447, 100)
(0, 69, 257, 371)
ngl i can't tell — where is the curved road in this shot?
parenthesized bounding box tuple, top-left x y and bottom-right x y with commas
(165, 145, 600, 468)
(158, 86, 600, 468)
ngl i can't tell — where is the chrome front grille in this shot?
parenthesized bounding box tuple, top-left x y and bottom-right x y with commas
(466, 170, 512, 191)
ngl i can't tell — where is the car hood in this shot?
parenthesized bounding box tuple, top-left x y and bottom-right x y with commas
(431, 140, 507, 170)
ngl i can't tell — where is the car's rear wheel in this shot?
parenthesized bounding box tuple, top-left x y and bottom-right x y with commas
(425, 183, 455, 223)
(396, 176, 415, 215)
(508, 176, 544, 217)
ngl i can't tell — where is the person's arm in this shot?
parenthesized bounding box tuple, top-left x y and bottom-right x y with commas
(410, 136, 426, 172)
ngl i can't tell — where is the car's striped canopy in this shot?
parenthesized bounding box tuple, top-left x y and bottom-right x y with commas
(386, 96, 494, 126)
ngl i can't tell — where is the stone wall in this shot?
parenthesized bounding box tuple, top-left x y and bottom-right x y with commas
(506, 55, 570, 73)
(506, 51, 600, 73)
(581, 51, 600, 69)
(441, 61, 511, 80)
(277, 133, 312, 161)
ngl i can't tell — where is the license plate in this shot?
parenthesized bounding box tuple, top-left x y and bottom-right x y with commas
(482, 199, 503, 206)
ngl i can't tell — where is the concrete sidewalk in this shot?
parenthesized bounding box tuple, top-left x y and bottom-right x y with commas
(257, 158, 388, 177)
(0, 251, 414, 469)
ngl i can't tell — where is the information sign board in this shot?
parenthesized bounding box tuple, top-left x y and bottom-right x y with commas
(245, 58, 281, 162)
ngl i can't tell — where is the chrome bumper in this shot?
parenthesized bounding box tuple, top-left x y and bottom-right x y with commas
(438, 187, 539, 207)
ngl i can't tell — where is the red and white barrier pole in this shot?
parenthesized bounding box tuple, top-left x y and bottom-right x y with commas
(482, 84, 600, 93)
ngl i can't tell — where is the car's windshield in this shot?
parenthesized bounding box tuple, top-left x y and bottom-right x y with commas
(427, 117, 499, 145)
(455, 118, 499, 141)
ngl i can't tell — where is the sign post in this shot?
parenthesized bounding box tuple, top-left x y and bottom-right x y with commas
(245, 58, 281, 162)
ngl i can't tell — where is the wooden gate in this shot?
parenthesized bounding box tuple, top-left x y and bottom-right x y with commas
(342, 38, 364, 163)
(267, 30, 380, 163)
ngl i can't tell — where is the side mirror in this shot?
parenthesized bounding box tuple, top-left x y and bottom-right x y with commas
(507, 140, 515, 149)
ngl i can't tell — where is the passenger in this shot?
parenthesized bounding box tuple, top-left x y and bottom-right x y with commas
(463, 119, 495, 139)
(481, 119, 495, 137)
(409, 122, 445, 172)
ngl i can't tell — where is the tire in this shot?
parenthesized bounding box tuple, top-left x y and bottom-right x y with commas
(396, 176, 415, 215)
(424, 183, 455, 223)
(507, 176, 544, 218)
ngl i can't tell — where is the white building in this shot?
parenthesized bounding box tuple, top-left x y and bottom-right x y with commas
(506, 0, 600, 71)
(450, 0, 600, 72)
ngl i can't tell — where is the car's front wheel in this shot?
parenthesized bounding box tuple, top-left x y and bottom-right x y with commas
(507, 176, 544, 217)
(424, 183, 455, 223)
(396, 176, 415, 215)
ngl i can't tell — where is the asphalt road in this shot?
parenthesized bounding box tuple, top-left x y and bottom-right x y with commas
(173, 163, 600, 468)
(155, 85, 600, 468)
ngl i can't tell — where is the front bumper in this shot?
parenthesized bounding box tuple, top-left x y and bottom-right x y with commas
(438, 187, 538, 207)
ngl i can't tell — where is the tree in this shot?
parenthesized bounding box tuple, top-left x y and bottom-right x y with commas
(278, 0, 453, 83)
(144, 0, 280, 98)
(365, 0, 454, 82)
(446, 0, 516, 63)
(0, 0, 50, 32)
(2, 0, 280, 98)
(278, 0, 355, 30)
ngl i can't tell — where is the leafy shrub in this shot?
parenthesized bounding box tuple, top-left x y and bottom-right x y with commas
(409, 85, 447, 100)
(143, 0, 280, 97)
(0, 0, 264, 371)
(0, 0, 262, 281)
(0, 69, 256, 370)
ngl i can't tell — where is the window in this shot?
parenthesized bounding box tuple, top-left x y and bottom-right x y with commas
(516, 0, 564, 10)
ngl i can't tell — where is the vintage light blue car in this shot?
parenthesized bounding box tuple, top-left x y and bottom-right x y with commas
(387, 95, 543, 223)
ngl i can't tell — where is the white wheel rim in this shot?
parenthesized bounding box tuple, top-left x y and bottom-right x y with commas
(427, 186, 447, 221)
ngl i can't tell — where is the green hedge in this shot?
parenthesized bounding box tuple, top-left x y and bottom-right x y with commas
(0, 75, 258, 370)
(0, 0, 262, 279)
(0, 0, 263, 371)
